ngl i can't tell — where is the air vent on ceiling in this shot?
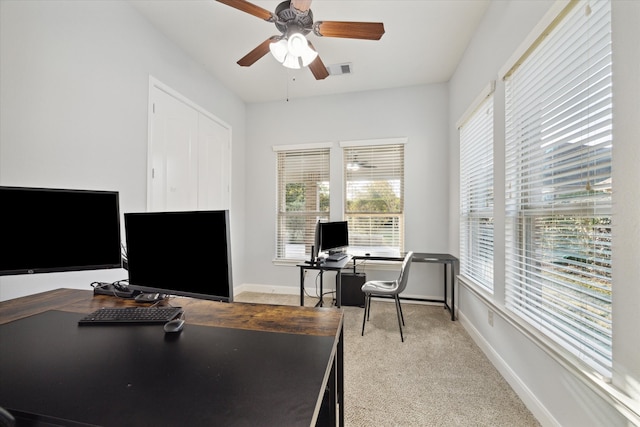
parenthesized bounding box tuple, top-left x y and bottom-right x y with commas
(327, 63, 353, 76)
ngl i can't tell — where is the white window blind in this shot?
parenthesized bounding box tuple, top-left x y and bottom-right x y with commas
(504, 0, 612, 376)
(460, 93, 494, 291)
(344, 144, 404, 255)
(276, 148, 330, 260)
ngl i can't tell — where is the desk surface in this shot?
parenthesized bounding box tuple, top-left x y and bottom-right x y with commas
(0, 289, 344, 427)
(297, 255, 353, 271)
(351, 252, 458, 263)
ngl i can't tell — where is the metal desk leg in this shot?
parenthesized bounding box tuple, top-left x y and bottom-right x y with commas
(443, 262, 456, 321)
(450, 262, 456, 321)
(319, 271, 324, 307)
(443, 263, 448, 313)
(300, 267, 305, 306)
(336, 272, 341, 308)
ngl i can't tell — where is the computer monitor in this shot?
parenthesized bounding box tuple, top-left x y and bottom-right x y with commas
(311, 219, 321, 262)
(124, 210, 233, 302)
(318, 221, 349, 254)
(0, 186, 122, 276)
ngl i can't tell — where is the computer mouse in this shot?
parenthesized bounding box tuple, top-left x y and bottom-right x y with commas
(163, 318, 185, 333)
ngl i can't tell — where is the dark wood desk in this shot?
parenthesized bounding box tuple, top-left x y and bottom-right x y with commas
(0, 289, 344, 426)
(351, 252, 458, 321)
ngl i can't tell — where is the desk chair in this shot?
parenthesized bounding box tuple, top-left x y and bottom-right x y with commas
(361, 251, 413, 342)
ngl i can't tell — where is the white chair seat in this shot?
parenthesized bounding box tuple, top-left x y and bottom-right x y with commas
(361, 280, 398, 294)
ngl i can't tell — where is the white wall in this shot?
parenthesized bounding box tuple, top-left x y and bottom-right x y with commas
(448, 1, 640, 425)
(244, 85, 452, 297)
(0, 0, 247, 300)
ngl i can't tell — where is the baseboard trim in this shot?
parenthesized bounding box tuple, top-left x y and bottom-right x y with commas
(458, 310, 559, 426)
(459, 278, 640, 426)
(234, 283, 299, 296)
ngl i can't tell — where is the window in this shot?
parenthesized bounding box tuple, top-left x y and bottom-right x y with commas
(275, 146, 330, 260)
(459, 89, 494, 291)
(342, 142, 405, 255)
(504, 0, 612, 376)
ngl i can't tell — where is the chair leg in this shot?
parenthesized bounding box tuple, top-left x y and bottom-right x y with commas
(366, 294, 372, 321)
(361, 293, 369, 336)
(394, 295, 404, 342)
(397, 296, 405, 326)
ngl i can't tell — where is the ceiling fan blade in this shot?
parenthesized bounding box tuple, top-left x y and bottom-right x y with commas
(291, 0, 312, 13)
(216, 0, 275, 22)
(314, 21, 385, 40)
(309, 55, 329, 80)
(306, 41, 328, 80)
(237, 37, 278, 67)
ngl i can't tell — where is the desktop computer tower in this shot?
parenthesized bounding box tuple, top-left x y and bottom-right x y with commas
(340, 272, 366, 307)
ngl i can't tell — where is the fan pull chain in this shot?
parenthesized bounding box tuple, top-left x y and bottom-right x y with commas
(286, 69, 291, 102)
(285, 70, 296, 102)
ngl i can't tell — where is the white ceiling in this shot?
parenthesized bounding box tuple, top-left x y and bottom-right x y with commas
(130, 0, 490, 104)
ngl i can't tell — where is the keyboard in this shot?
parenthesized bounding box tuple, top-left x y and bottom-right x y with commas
(326, 253, 348, 262)
(78, 307, 183, 325)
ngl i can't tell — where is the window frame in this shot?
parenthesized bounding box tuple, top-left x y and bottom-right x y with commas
(340, 139, 406, 256)
(273, 143, 331, 262)
(458, 84, 495, 292)
(502, 0, 613, 377)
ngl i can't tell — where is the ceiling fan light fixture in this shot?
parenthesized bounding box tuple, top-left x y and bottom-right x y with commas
(269, 39, 300, 69)
(287, 33, 308, 56)
(297, 44, 318, 67)
(270, 33, 317, 69)
(269, 39, 289, 63)
(282, 52, 302, 69)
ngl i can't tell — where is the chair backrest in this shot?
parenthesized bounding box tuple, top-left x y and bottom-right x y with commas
(396, 251, 413, 294)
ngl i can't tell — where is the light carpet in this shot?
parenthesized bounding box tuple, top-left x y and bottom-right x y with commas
(235, 292, 540, 427)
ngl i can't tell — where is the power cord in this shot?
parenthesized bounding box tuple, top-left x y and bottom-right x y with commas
(91, 280, 138, 299)
(301, 269, 338, 307)
(314, 271, 337, 307)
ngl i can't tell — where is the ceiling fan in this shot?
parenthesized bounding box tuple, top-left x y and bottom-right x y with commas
(216, 0, 385, 80)
(347, 155, 376, 171)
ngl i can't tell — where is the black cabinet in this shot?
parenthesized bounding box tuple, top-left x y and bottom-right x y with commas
(340, 272, 366, 307)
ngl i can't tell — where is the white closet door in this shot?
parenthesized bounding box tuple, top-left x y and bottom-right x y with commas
(148, 79, 230, 212)
(149, 88, 198, 211)
(197, 114, 230, 210)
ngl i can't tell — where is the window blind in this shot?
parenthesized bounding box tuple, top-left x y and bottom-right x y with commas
(504, 0, 612, 376)
(460, 93, 494, 291)
(344, 144, 404, 254)
(276, 148, 330, 260)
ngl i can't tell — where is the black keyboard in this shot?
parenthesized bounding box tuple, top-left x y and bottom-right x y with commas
(78, 307, 183, 325)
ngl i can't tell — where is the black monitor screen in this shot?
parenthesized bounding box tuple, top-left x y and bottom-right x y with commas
(319, 221, 349, 253)
(0, 186, 122, 276)
(124, 210, 233, 302)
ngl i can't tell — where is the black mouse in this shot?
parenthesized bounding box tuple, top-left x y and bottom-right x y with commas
(163, 318, 185, 333)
